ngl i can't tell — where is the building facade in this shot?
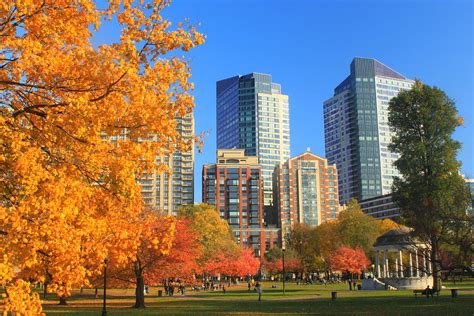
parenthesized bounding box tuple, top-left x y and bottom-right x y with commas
(359, 194, 400, 221)
(216, 73, 290, 223)
(202, 149, 279, 256)
(361, 177, 474, 222)
(273, 151, 340, 238)
(138, 113, 194, 215)
(323, 58, 414, 204)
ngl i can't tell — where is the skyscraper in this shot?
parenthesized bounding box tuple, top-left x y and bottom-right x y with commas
(202, 149, 279, 256)
(273, 150, 340, 238)
(138, 113, 194, 215)
(216, 73, 290, 223)
(323, 58, 414, 205)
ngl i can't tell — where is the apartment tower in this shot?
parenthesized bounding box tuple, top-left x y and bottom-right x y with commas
(216, 73, 290, 224)
(202, 149, 279, 256)
(138, 113, 194, 215)
(273, 150, 340, 238)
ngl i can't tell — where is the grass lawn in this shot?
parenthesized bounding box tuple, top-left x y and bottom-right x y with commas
(38, 281, 474, 315)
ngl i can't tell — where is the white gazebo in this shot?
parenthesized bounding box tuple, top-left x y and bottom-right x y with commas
(363, 226, 433, 290)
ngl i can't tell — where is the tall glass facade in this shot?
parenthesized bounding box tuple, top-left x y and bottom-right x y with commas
(217, 73, 290, 224)
(324, 58, 414, 205)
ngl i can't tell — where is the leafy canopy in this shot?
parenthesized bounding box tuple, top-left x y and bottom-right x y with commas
(0, 0, 203, 313)
(388, 80, 472, 289)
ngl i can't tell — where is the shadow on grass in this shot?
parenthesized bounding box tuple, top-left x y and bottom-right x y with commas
(43, 292, 474, 315)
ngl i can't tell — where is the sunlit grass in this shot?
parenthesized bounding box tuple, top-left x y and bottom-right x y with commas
(40, 281, 474, 315)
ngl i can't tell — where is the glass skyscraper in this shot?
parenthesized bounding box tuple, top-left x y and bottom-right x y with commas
(217, 73, 290, 223)
(323, 58, 414, 205)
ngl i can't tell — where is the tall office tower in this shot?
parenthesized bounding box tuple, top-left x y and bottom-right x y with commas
(216, 73, 290, 223)
(202, 149, 280, 257)
(139, 113, 194, 215)
(323, 58, 414, 205)
(273, 150, 339, 238)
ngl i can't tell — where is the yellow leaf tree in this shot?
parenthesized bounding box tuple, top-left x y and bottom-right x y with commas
(0, 0, 203, 313)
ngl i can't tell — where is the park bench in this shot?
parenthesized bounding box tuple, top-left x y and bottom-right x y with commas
(413, 289, 438, 298)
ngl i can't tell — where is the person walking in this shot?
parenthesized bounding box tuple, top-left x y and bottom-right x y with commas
(255, 282, 262, 301)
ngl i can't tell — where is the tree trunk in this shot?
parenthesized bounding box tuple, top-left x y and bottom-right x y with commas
(58, 296, 67, 305)
(43, 282, 48, 299)
(431, 237, 441, 292)
(95, 288, 98, 299)
(134, 274, 146, 308)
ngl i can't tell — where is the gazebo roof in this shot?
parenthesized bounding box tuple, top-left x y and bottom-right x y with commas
(373, 226, 423, 248)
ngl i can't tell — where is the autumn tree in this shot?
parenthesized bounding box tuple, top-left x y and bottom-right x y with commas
(329, 246, 371, 278)
(285, 201, 399, 279)
(263, 248, 301, 277)
(150, 218, 203, 283)
(179, 204, 261, 278)
(287, 224, 320, 277)
(313, 221, 341, 275)
(179, 204, 238, 266)
(388, 81, 472, 291)
(108, 211, 175, 309)
(0, 0, 203, 313)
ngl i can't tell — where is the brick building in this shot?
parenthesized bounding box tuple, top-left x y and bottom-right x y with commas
(202, 149, 279, 257)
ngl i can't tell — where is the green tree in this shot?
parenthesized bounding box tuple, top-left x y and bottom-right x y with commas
(337, 199, 381, 254)
(388, 81, 472, 291)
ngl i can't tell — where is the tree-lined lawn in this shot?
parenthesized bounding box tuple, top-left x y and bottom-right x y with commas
(41, 281, 474, 315)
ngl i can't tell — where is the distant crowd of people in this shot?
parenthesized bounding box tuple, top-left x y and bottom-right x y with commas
(162, 279, 186, 296)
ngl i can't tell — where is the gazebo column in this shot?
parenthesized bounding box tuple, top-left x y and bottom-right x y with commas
(408, 252, 413, 277)
(375, 250, 380, 278)
(422, 251, 426, 277)
(414, 250, 419, 277)
(398, 250, 404, 278)
(383, 250, 388, 277)
(427, 253, 432, 275)
(385, 253, 390, 278)
(395, 258, 399, 278)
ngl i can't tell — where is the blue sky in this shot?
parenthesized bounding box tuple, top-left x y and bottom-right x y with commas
(94, 0, 473, 201)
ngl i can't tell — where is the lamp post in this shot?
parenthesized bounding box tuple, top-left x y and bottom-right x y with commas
(102, 256, 109, 316)
(282, 247, 286, 295)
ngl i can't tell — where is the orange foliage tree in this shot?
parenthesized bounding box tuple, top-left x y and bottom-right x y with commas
(233, 248, 261, 277)
(150, 218, 204, 283)
(0, 0, 202, 313)
(179, 204, 261, 279)
(329, 246, 371, 276)
(204, 248, 260, 278)
(107, 211, 176, 309)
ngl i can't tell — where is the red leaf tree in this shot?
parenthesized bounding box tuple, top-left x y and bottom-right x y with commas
(204, 248, 260, 277)
(146, 218, 203, 283)
(232, 248, 261, 276)
(329, 246, 371, 275)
